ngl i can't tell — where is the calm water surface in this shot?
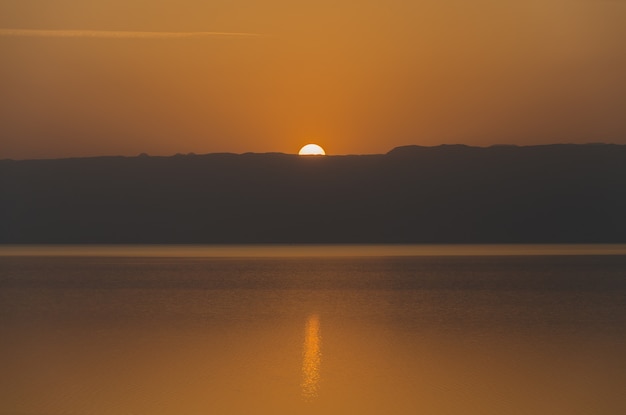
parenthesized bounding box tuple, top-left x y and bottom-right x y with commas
(1, 246, 625, 414)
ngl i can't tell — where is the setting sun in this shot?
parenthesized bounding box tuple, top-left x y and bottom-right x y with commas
(298, 144, 326, 156)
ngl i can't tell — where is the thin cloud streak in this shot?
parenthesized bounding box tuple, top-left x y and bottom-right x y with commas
(0, 28, 264, 39)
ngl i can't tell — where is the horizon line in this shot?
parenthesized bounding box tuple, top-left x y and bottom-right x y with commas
(2, 244, 626, 257)
(0, 142, 621, 162)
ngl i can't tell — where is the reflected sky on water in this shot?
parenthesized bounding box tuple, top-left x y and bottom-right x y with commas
(1, 250, 625, 414)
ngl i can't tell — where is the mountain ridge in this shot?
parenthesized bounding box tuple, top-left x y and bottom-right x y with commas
(2, 144, 625, 244)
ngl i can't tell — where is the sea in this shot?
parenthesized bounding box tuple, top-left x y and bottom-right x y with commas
(1, 245, 625, 415)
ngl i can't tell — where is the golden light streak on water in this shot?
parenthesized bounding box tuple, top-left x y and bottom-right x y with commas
(301, 314, 321, 401)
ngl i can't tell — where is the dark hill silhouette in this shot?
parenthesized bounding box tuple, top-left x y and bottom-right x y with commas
(1, 144, 625, 243)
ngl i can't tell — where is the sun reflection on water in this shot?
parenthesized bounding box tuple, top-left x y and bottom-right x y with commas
(301, 314, 321, 401)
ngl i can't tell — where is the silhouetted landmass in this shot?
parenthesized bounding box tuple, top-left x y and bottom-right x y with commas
(1, 144, 625, 243)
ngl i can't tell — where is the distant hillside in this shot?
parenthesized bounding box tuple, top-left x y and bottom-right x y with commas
(1, 144, 625, 243)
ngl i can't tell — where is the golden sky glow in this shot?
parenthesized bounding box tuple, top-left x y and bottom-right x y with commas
(1, 0, 625, 158)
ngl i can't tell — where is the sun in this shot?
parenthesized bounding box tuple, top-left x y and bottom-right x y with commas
(298, 144, 326, 156)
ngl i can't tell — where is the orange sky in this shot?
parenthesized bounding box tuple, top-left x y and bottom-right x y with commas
(1, 0, 625, 158)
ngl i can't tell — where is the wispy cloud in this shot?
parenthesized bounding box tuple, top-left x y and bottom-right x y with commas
(0, 28, 264, 39)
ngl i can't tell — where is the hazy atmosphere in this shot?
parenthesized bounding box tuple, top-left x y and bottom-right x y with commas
(2, 0, 625, 159)
(2, 3, 626, 413)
